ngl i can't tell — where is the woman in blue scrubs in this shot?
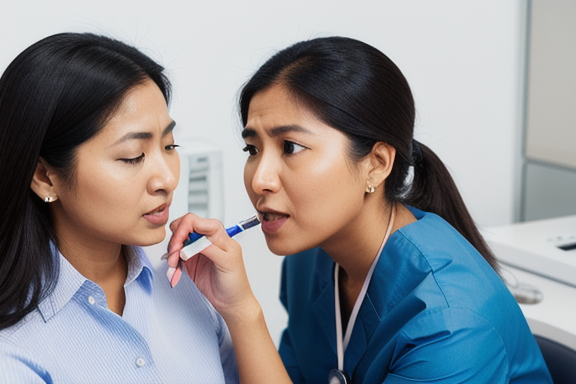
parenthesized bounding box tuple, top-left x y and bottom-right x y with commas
(167, 36, 552, 383)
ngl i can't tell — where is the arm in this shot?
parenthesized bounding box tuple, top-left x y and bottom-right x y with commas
(167, 213, 292, 384)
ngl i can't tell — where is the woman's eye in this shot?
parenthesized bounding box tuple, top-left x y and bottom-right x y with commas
(242, 144, 258, 156)
(283, 140, 306, 155)
(166, 144, 180, 151)
(120, 153, 145, 164)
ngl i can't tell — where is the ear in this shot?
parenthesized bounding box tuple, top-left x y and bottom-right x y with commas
(30, 159, 58, 203)
(365, 142, 396, 191)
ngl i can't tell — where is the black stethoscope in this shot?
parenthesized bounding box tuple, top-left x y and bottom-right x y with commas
(328, 205, 396, 384)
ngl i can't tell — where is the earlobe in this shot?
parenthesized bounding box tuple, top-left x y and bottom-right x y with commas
(367, 142, 396, 189)
(30, 159, 58, 203)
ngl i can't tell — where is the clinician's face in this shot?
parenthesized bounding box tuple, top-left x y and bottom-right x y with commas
(243, 85, 370, 256)
(51, 79, 180, 250)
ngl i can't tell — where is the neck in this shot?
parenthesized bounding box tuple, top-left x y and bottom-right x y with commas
(327, 202, 395, 285)
(57, 239, 128, 316)
(335, 202, 397, 321)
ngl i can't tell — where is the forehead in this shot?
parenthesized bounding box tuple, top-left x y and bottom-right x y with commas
(246, 86, 322, 131)
(92, 81, 171, 144)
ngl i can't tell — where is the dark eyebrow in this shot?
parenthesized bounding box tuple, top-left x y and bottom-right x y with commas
(241, 124, 311, 139)
(162, 120, 177, 137)
(113, 120, 176, 146)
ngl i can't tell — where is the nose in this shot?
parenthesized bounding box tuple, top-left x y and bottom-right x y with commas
(246, 152, 281, 195)
(147, 152, 180, 196)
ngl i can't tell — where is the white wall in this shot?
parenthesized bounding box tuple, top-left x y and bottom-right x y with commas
(0, 0, 527, 344)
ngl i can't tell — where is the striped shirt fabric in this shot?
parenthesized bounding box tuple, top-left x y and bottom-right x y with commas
(0, 246, 239, 383)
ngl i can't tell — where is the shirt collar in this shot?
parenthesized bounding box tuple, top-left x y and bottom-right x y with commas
(38, 245, 153, 322)
(125, 246, 154, 288)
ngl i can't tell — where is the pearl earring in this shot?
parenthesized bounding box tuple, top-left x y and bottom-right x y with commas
(366, 185, 375, 194)
(44, 196, 55, 203)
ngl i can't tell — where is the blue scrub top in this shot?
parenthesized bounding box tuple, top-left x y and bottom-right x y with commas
(278, 206, 552, 383)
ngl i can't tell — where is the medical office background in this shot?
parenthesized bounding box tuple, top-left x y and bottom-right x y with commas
(1, 0, 574, 345)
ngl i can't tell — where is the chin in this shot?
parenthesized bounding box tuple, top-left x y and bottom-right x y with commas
(265, 238, 305, 257)
(140, 227, 167, 247)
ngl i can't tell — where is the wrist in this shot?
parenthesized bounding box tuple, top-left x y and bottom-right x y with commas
(221, 296, 264, 328)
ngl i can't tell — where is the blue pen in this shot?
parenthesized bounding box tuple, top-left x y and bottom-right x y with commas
(183, 214, 261, 247)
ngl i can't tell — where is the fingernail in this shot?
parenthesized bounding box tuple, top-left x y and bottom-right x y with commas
(170, 266, 183, 288)
(166, 267, 176, 282)
(161, 252, 170, 260)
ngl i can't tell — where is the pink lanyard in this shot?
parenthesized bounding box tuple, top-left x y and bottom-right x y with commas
(333, 205, 396, 375)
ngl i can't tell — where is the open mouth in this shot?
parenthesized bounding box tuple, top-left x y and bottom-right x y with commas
(142, 204, 170, 226)
(145, 204, 167, 216)
(260, 211, 289, 221)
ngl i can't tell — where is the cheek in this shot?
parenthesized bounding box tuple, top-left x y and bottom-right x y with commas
(243, 163, 256, 198)
(75, 165, 134, 214)
(299, 157, 355, 200)
(173, 156, 181, 185)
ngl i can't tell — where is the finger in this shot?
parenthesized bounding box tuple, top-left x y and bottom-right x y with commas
(167, 213, 201, 254)
(164, 249, 181, 268)
(184, 254, 199, 282)
(173, 217, 227, 255)
(169, 216, 183, 233)
(169, 262, 183, 288)
(197, 238, 244, 273)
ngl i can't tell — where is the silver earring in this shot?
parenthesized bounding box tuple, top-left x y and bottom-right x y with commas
(44, 196, 55, 203)
(366, 185, 375, 194)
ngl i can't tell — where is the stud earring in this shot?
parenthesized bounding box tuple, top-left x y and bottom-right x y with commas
(366, 185, 375, 194)
(44, 196, 56, 203)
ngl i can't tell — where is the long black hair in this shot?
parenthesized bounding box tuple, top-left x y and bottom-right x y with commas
(0, 33, 171, 330)
(239, 36, 497, 270)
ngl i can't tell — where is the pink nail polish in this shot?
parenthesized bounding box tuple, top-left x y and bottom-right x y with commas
(170, 265, 183, 288)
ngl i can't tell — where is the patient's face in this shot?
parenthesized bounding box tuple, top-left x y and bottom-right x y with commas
(50, 79, 180, 252)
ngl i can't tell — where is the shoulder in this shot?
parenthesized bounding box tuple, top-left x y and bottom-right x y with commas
(142, 248, 226, 334)
(388, 206, 502, 300)
(396, 206, 476, 258)
(374, 206, 521, 331)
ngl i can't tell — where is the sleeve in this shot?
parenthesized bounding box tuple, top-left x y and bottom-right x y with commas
(382, 308, 510, 384)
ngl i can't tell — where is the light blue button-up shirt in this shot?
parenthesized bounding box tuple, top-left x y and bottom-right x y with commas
(0, 247, 238, 383)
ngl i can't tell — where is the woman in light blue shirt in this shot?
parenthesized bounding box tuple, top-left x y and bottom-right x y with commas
(166, 37, 552, 383)
(0, 33, 238, 383)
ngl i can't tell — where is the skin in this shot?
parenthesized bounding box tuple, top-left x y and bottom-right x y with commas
(31, 79, 180, 315)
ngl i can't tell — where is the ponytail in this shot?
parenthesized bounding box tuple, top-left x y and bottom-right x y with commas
(403, 140, 499, 272)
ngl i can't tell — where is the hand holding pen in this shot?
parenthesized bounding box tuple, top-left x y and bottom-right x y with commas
(163, 214, 260, 288)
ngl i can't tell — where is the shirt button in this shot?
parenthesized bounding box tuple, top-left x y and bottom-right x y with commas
(136, 358, 146, 367)
(88, 296, 96, 305)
